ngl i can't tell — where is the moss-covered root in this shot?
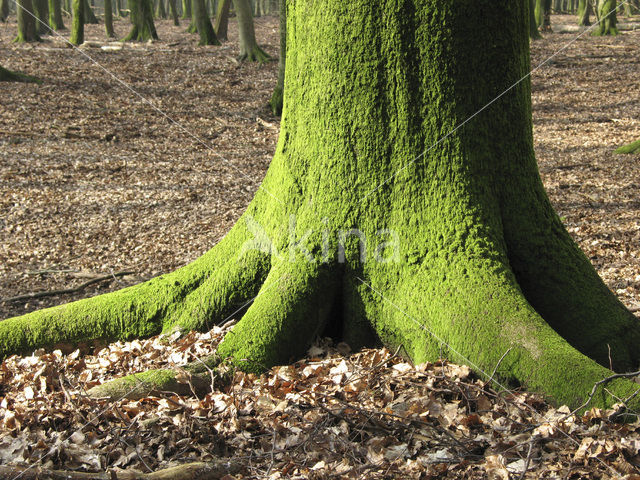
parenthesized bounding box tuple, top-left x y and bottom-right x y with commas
(87, 355, 222, 400)
(238, 45, 270, 63)
(615, 139, 640, 154)
(217, 260, 339, 373)
(369, 256, 640, 413)
(0, 65, 39, 83)
(0, 223, 269, 360)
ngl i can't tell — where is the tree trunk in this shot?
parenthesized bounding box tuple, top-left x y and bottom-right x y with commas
(123, 0, 158, 41)
(535, 0, 552, 30)
(268, 0, 284, 115)
(82, 0, 98, 23)
(593, 0, 618, 35)
(155, 0, 166, 19)
(3, 0, 640, 413)
(529, 0, 541, 38)
(214, 0, 229, 41)
(192, 0, 218, 45)
(233, 0, 268, 62)
(69, 0, 83, 44)
(0, 0, 9, 21)
(33, 0, 51, 34)
(577, 0, 591, 25)
(15, 0, 40, 41)
(168, 0, 178, 25)
(104, 0, 114, 36)
(48, 0, 65, 29)
(181, 0, 190, 19)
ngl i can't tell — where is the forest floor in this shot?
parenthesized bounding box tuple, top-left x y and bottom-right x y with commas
(0, 12, 640, 480)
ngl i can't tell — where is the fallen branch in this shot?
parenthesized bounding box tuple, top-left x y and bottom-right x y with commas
(0, 271, 135, 303)
(0, 460, 243, 480)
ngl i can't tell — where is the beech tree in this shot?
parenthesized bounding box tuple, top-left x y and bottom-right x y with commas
(594, 0, 618, 35)
(2, 1, 640, 412)
(123, 0, 158, 41)
(233, 0, 268, 62)
(535, 0, 552, 30)
(15, 0, 40, 42)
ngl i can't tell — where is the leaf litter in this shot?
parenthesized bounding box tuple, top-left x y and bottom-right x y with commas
(0, 12, 640, 480)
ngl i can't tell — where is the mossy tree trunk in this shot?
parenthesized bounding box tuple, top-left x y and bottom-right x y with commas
(214, 0, 229, 40)
(535, 0, 552, 30)
(181, 0, 190, 19)
(104, 0, 114, 36)
(33, 0, 51, 34)
(268, 0, 284, 115)
(83, 0, 98, 23)
(168, 0, 178, 25)
(593, 0, 618, 35)
(48, 0, 65, 29)
(15, 0, 40, 42)
(615, 139, 640, 154)
(233, 0, 268, 62)
(69, 0, 83, 44)
(3, 0, 640, 413)
(192, 0, 218, 45)
(578, 0, 592, 25)
(529, 0, 542, 38)
(123, 0, 158, 40)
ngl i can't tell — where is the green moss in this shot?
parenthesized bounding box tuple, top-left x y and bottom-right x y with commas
(0, 66, 40, 83)
(615, 139, 640, 154)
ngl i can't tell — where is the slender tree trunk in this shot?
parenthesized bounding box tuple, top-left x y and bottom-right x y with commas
(4, 0, 640, 416)
(577, 0, 592, 25)
(104, 0, 114, 36)
(123, 0, 158, 40)
(192, 0, 218, 44)
(181, 0, 189, 19)
(535, 0, 552, 30)
(155, 0, 166, 18)
(214, 0, 229, 40)
(233, 0, 268, 61)
(167, 0, 178, 24)
(529, 0, 542, 38)
(0, 0, 9, 21)
(15, 0, 40, 41)
(593, 0, 618, 34)
(48, 0, 65, 29)
(269, 0, 285, 115)
(82, 0, 97, 22)
(69, 0, 83, 44)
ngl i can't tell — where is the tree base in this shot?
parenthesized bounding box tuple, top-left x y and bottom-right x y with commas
(238, 45, 270, 63)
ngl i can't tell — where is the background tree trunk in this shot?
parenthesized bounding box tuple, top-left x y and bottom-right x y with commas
(33, 0, 51, 34)
(0, 0, 9, 21)
(233, 0, 268, 62)
(168, 0, 178, 24)
(82, 0, 98, 23)
(594, 0, 618, 35)
(214, 0, 229, 41)
(69, 0, 83, 44)
(155, 0, 166, 19)
(15, 0, 40, 42)
(577, 0, 592, 25)
(192, 0, 218, 44)
(123, 0, 158, 41)
(104, 0, 114, 36)
(529, 0, 542, 38)
(535, 0, 552, 30)
(181, 0, 190, 19)
(48, 0, 65, 29)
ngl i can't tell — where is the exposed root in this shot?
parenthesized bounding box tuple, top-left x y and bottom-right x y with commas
(0, 65, 40, 83)
(238, 45, 271, 63)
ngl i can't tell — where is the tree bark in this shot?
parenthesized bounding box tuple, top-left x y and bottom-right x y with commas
(0, 0, 9, 22)
(48, 0, 65, 29)
(593, 0, 618, 35)
(213, 0, 229, 41)
(577, 0, 592, 25)
(168, 0, 178, 24)
(233, 0, 268, 62)
(535, 0, 552, 30)
(83, 0, 98, 23)
(268, 0, 285, 115)
(15, 0, 40, 41)
(2, 0, 640, 413)
(529, 0, 541, 38)
(104, 0, 114, 36)
(33, 0, 51, 34)
(181, 0, 190, 19)
(192, 0, 218, 44)
(69, 0, 84, 44)
(123, 0, 158, 41)
(155, 0, 166, 18)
